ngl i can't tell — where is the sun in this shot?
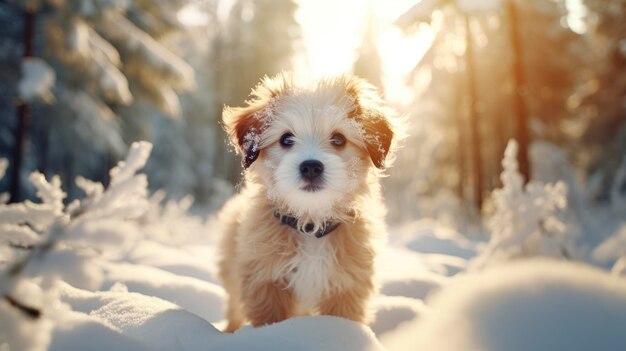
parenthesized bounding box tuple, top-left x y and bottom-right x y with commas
(294, 0, 434, 104)
(293, 0, 367, 80)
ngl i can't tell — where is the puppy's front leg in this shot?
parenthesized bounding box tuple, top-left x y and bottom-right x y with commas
(318, 286, 371, 323)
(242, 279, 295, 327)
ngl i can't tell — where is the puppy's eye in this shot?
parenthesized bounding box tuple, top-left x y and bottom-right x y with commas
(280, 133, 295, 147)
(330, 133, 346, 147)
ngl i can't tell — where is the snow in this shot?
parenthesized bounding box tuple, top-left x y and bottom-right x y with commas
(382, 259, 626, 351)
(100, 261, 226, 323)
(97, 16, 195, 91)
(0, 280, 52, 351)
(370, 295, 428, 336)
(18, 57, 56, 104)
(50, 283, 383, 351)
(2, 141, 626, 350)
(396, 219, 477, 259)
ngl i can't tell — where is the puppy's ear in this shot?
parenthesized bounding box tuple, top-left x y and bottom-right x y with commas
(361, 113, 394, 169)
(222, 72, 292, 169)
(222, 104, 267, 169)
(343, 76, 395, 169)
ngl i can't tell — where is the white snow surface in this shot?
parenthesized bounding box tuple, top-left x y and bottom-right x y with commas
(2, 141, 626, 350)
(382, 259, 626, 351)
(13, 219, 625, 351)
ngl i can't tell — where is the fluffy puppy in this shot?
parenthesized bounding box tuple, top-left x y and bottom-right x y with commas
(217, 72, 399, 332)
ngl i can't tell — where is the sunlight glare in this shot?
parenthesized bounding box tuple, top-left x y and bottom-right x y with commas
(177, 3, 209, 27)
(565, 0, 588, 34)
(296, 0, 434, 105)
(378, 26, 434, 105)
(295, 0, 367, 80)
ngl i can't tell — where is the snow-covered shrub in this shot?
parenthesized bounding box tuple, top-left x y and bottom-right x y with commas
(472, 140, 570, 269)
(0, 141, 154, 351)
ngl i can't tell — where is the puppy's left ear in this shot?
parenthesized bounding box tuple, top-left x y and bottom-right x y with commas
(344, 76, 395, 170)
(361, 113, 394, 169)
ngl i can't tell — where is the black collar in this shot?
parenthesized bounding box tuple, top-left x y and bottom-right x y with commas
(273, 210, 341, 238)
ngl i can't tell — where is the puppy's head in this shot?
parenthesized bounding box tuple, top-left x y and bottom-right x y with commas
(223, 72, 398, 224)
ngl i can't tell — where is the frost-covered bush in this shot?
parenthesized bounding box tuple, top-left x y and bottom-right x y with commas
(472, 140, 570, 269)
(0, 141, 164, 351)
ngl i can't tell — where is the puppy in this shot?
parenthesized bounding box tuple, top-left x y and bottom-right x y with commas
(217, 72, 399, 332)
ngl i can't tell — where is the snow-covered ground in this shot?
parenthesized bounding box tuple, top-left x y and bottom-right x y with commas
(2, 141, 626, 350)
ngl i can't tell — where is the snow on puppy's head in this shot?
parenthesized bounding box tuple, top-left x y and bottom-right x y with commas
(222, 72, 399, 223)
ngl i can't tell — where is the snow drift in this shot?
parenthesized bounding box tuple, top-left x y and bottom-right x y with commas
(383, 259, 626, 351)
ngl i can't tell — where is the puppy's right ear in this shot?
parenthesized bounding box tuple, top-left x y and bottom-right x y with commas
(222, 104, 267, 169)
(223, 72, 292, 169)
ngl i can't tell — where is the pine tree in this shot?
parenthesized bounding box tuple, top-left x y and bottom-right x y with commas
(389, 0, 583, 216)
(2, 0, 194, 200)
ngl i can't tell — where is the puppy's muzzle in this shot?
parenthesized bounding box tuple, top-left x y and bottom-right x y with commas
(299, 159, 324, 181)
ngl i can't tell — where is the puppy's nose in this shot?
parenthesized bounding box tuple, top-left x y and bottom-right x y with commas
(299, 160, 324, 180)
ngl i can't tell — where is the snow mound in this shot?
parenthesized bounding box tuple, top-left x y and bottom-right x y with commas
(56, 282, 219, 351)
(54, 283, 384, 351)
(382, 259, 626, 351)
(214, 316, 384, 351)
(370, 295, 428, 336)
(100, 261, 226, 323)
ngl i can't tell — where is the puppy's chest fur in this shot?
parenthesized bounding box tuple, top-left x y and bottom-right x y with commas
(281, 234, 345, 310)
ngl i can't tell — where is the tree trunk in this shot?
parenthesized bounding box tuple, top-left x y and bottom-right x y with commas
(507, 0, 531, 183)
(38, 115, 50, 178)
(454, 75, 466, 203)
(9, 8, 36, 203)
(464, 14, 483, 211)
